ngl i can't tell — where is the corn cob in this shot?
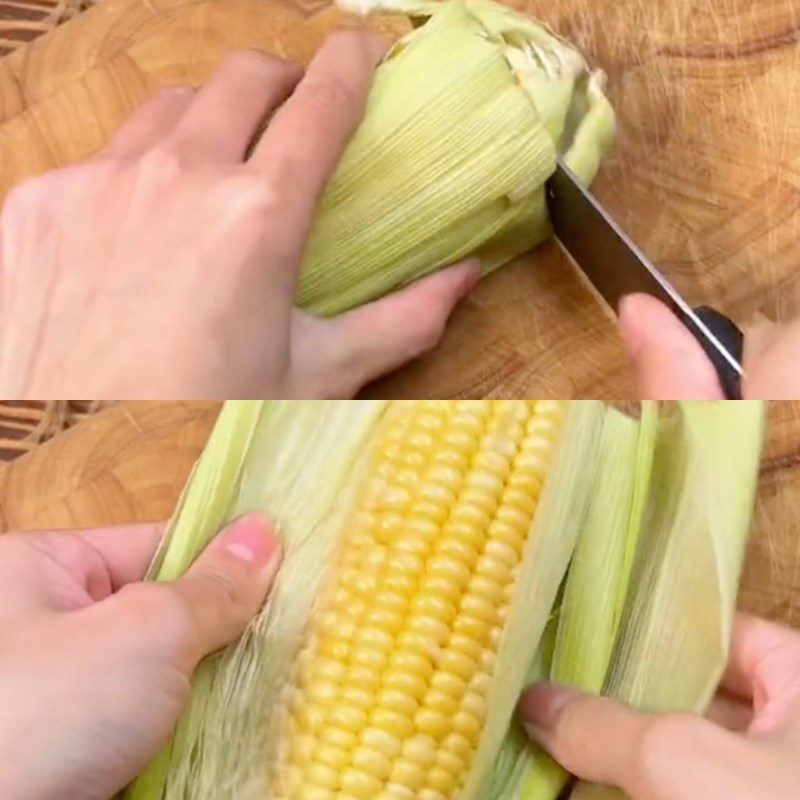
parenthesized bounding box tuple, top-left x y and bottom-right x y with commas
(127, 400, 764, 800)
(282, 401, 564, 800)
(297, 0, 616, 316)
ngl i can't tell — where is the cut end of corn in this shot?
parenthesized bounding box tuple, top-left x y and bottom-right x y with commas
(277, 401, 566, 800)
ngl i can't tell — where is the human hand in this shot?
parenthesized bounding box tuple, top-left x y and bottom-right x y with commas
(619, 294, 800, 399)
(520, 613, 800, 799)
(0, 32, 478, 399)
(0, 515, 280, 800)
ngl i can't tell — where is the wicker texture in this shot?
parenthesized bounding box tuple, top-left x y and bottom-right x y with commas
(0, 0, 93, 56)
(0, 401, 105, 460)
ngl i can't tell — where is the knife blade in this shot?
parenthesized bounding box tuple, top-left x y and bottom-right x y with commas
(546, 158, 744, 399)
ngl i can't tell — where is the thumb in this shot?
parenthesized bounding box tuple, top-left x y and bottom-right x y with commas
(519, 684, 743, 799)
(293, 260, 480, 397)
(166, 513, 281, 659)
(111, 514, 281, 670)
(619, 294, 725, 400)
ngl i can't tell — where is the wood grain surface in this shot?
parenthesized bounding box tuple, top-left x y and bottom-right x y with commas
(0, 400, 798, 627)
(1, 0, 797, 398)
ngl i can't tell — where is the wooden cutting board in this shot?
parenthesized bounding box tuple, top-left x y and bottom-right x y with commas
(1, 0, 798, 398)
(0, 400, 799, 628)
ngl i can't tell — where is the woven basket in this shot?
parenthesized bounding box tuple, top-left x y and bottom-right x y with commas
(0, 0, 94, 56)
(0, 401, 106, 460)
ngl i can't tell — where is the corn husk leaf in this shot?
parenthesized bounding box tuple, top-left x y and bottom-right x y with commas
(571, 400, 765, 800)
(464, 402, 604, 800)
(482, 404, 655, 800)
(516, 405, 655, 800)
(128, 401, 388, 800)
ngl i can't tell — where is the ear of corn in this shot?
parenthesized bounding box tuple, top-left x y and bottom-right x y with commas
(126, 400, 764, 800)
(128, 400, 605, 800)
(296, 0, 615, 316)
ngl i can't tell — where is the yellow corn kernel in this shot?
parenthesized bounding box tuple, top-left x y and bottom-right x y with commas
(442, 732, 472, 764)
(360, 727, 402, 759)
(351, 746, 392, 780)
(389, 759, 427, 791)
(428, 766, 458, 795)
(320, 727, 357, 750)
(402, 734, 437, 769)
(376, 688, 419, 717)
(316, 744, 349, 771)
(327, 706, 367, 734)
(371, 708, 415, 740)
(303, 784, 337, 800)
(414, 707, 451, 740)
(419, 790, 448, 800)
(340, 768, 383, 799)
(307, 761, 341, 790)
(436, 749, 462, 775)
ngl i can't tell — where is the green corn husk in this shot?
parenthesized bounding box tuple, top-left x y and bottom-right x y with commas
(571, 401, 765, 800)
(126, 401, 764, 800)
(297, 0, 615, 315)
(515, 404, 657, 800)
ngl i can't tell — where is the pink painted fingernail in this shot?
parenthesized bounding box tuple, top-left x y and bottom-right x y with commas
(220, 514, 280, 569)
(459, 261, 482, 299)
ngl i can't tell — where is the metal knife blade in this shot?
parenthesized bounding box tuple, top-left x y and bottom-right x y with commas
(546, 158, 743, 380)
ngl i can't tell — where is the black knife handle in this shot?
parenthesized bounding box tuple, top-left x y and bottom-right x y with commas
(677, 306, 744, 400)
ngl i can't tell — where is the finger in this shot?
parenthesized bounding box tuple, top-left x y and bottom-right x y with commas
(618, 293, 725, 400)
(290, 260, 479, 397)
(741, 317, 800, 399)
(520, 684, 650, 791)
(250, 29, 388, 252)
(721, 613, 795, 699)
(742, 314, 777, 366)
(722, 613, 800, 738)
(70, 522, 165, 588)
(104, 86, 196, 158)
(706, 689, 753, 732)
(157, 514, 281, 664)
(0, 523, 163, 623)
(520, 684, 742, 799)
(172, 50, 303, 162)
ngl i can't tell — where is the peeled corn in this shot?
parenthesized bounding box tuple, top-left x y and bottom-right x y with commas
(127, 401, 764, 800)
(282, 401, 563, 800)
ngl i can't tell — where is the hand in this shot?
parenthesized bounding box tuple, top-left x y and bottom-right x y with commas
(0, 515, 281, 800)
(520, 613, 800, 799)
(619, 294, 800, 399)
(0, 32, 478, 399)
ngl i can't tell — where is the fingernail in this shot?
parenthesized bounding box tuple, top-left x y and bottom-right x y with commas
(335, 27, 392, 63)
(519, 683, 576, 742)
(220, 514, 280, 569)
(366, 30, 393, 59)
(458, 261, 482, 300)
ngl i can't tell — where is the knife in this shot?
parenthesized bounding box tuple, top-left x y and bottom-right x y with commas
(546, 159, 744, 399)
